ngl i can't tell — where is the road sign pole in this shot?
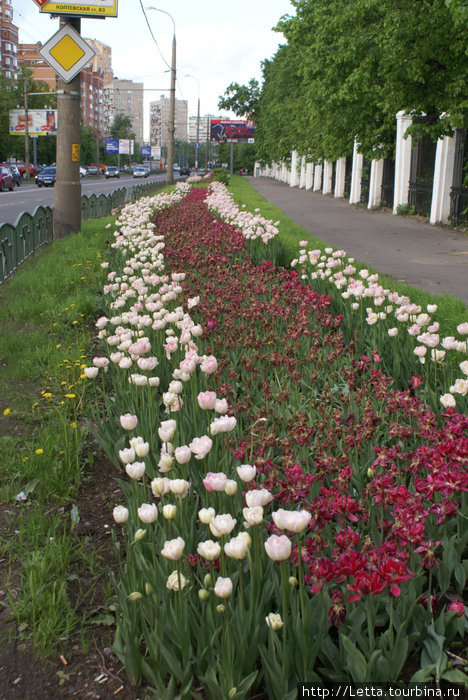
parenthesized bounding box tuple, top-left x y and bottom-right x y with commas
(53, 17, 82, 238)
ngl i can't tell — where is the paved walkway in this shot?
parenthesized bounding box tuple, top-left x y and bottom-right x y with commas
(248, 177, 468, 306)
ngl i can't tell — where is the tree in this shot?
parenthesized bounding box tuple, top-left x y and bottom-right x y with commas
(218, 79, 261, 120)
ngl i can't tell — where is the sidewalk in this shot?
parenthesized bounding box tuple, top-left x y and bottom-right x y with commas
(249, 177, 468, 306)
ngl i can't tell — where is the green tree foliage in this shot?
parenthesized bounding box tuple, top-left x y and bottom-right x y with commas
(230, 0, 468, 165)
(0, 68, 56, 163)
(110, 112, 135, 140)
(218, 79, 261, 120)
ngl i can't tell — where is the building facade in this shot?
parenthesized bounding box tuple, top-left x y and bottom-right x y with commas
(0, 0, 18, 79)
(104, 77, 144, 144)
(85, 38, 113, 86)
(149, 96, 188, 147)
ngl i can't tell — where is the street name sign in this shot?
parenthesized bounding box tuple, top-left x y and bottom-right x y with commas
(39, 0, 118, 17)
(38, 24, 96, 82)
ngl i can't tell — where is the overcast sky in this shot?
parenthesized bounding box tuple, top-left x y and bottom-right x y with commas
(13, 0, 293, 140)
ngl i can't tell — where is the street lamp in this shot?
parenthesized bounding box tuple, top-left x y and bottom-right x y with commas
(185, 74, 200, 172)
(146, 6, 176, 185)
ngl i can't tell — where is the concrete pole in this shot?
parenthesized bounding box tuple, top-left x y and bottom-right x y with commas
(24, 78, 30, 181)
(166, 33, 176, 186)
(53, 17, 82, 238)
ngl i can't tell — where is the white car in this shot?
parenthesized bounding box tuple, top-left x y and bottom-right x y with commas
(79, 166, 88, 177)
(133, 167, 148, 178)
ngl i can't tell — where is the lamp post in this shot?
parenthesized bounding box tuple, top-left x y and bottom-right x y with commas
(185, 74, 200, 172)
(146, 7, 176, 185)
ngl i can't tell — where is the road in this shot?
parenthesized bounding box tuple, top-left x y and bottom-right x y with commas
(0, 172, 169, 226)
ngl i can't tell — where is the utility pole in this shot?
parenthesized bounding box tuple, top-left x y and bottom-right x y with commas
(53, 17, 82, 238)
(24, 77, 30, 181)
(167, 31, 176, 185)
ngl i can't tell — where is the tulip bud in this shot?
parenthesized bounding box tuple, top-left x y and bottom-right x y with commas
(216, 604, 225, 614)
(133, 528, 147, 543)
(127, 591, 143, 601)
(163, 504, 177, 520)
(229, 689, 237, 699)
(225, 479, 238, 496)
(203, 573, 212, 587)
(145, 582, 154, 595)
(289, 576, 298, 587)
(198, 589, 209, 601)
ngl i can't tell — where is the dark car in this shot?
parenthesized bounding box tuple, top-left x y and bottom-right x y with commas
(105, 166, 120, 179)
(179, 165, 190, 176)
(35, 166, 57, 187)
(0, 166, 14, 191)
(1, 163, 21, 186)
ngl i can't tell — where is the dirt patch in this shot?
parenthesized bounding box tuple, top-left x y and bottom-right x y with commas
(0, 454, 150, 700)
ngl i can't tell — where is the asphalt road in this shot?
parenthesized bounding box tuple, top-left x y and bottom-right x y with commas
(249, 176, 468, 306)
(0, 172, 168, 226)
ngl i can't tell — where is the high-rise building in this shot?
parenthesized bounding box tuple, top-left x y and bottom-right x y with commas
(188, 114, 220, 143)
(84, 38, 113, 85)
(149, 96, 188, 147)
(104, 77, 144, 144)
(17, 43, 106, 137)
(0, 0, 18, 79)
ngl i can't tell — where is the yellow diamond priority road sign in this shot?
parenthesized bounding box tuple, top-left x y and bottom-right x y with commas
(38, 24, 96, 82)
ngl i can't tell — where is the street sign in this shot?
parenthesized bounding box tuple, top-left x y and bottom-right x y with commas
(38, 24, 96, 83)
(40, 0, 118, 17)
(32, 0, 50, 7)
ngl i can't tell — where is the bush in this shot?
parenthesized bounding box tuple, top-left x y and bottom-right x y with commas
(213, 168, 230, 185)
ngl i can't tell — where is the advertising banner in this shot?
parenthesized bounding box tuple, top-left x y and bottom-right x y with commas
(210, 119, 255, 143)
(9, 109, 57, 135)
(151, 146, 161, 159)
(119, 139, 134, 155)
(105, 138, 119, 154)
(141, 145, 151, 157)
(40, 0, 118, 17)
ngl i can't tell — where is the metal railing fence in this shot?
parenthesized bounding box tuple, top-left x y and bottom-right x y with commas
(0, 181, 166, 286)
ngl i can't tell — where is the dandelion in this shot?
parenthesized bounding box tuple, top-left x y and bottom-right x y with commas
(35, 448, 44, 455)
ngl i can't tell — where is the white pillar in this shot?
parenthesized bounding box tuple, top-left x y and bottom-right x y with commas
(322, 160, 333, 194)
(335, 157, 346, 198)
(393, 110, 413, 214)
(368, 158, 384, 209)
(430, 135, 456, 224)
(290, 151, 300, 187)
(305, 162, 314, 190)
(299, 156, 306, 188)
(313, 163, 323, 191)
(281, 162, 288, 182)
(349, 140, 363, 204)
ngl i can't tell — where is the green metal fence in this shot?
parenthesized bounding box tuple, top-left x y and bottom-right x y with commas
(0, 181, 166, 286)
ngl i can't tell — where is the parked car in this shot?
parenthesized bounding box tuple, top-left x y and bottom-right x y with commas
(133, 166, 148, 178)
(87, 165, 99, 175)
(179, 165, 190, 176)
(1, 163, 21, 186)
(15, 162, 37, 178)
(35, 166, 57, 187)
(79, 166, 88, 177)
(0, 166, 14, 191)
(105, 166, 120, 179)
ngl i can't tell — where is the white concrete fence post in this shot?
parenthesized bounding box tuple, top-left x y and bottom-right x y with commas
(430, 134, 456, 225)
(368, 158, 384, 209)
(334, 157, 346, 198)
(393, 111, 413, 214)
(305, 162, 314, 190)
(322, 160, 333, 195)
(349, 140, 363, 204)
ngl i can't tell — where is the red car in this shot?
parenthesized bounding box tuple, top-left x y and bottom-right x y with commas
(0, 165, 14, 191)
(15, 162, 37, 178)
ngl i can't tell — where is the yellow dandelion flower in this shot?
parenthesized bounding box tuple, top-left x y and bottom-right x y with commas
(53, 322, 57, 327)
(56, 343, 61, 349)
(43, 392, 52, 399)
(36, 448, 44, 455)
(72, 320, 78, 325)
(80, 373, 86, 379)
(71, 422, 77, 429)
(23, 456, 29, 462)
(65, 393, 76, 399)
(3, 408, 11, 415)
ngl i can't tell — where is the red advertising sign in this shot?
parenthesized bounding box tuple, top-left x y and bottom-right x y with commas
(210, 119, 255, 143)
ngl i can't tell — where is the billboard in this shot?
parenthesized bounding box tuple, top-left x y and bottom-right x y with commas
(141, 145, 151, 158)
(9, 109, 57, 136)
(105, 138, 119, 154)
(210, 119, 255, 143)
(151, 146, 161, 159)
(119, 139, 134, 155)
(40, 0, 118, 17)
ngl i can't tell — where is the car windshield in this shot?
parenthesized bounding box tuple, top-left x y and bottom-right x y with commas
(42, 168, 56, 174)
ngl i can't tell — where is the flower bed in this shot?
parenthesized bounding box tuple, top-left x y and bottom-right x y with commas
(85, 183, 467, 697)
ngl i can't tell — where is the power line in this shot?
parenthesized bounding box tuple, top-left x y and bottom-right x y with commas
(138, 0, 172, 71)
